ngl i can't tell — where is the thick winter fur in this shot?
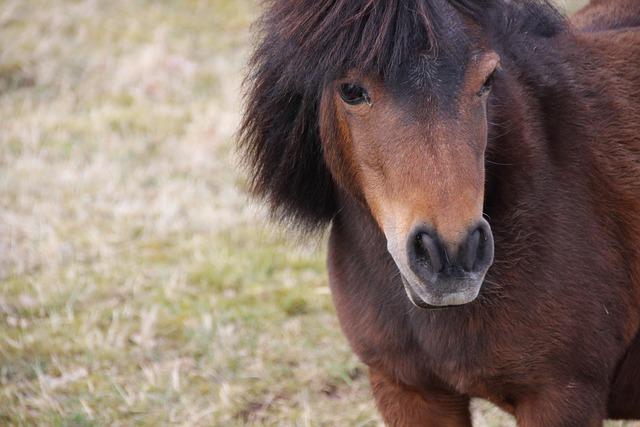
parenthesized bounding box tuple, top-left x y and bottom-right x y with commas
(241, 0, 640, 425)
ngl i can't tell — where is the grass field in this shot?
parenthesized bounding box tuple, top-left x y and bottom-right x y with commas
(1, 0, 636, 426)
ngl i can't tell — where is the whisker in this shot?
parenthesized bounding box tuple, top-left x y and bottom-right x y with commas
(486, 160, 514, 166)
(483, 279, 506, 290)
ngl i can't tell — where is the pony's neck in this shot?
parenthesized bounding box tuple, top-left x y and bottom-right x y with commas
(482, 32, 601, 269)
(488, 28, 610, 191)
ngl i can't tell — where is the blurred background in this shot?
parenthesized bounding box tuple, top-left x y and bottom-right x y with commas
(3, 0, 635, 426)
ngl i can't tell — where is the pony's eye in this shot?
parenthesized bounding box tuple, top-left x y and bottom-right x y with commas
(339, 83, 370, 106)
(477, 70, 496, 97)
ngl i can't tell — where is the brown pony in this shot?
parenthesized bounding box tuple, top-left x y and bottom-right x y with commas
(240, 0, 640, 425)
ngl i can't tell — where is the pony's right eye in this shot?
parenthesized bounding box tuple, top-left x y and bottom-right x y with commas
(339, 83, 371, 106)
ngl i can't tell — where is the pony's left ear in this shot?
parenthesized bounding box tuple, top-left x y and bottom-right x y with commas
(239, 53, 337, 231)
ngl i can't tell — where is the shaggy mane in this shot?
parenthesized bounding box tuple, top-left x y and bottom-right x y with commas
(240, 0, 565, 230)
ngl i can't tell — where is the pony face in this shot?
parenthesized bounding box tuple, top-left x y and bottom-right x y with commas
(242, 0, 563, 308)
(320, 52, 499, 307)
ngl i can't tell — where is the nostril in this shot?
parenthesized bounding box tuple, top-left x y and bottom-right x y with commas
(461, 222, 494, 273)
(414, 232, 444, 273)
(462, 228, 482, 271)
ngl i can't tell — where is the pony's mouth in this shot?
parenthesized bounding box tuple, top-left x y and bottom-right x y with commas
(401, 276, 449, 309)
(400, 273, 484, 309)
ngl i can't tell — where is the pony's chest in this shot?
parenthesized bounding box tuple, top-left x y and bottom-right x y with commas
(331, 285, 507, 393)
(388, 323, 522, 403)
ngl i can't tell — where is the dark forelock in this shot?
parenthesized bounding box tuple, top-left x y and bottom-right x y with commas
(240, 0, 565, 230)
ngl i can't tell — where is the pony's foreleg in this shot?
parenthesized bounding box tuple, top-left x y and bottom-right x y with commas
(515, 384, 607, 427)
(369, 369, 472, 427)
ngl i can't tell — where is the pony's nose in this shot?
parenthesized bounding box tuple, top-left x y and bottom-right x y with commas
(407, 220, 494, 281)
(458, 221, 494, 273)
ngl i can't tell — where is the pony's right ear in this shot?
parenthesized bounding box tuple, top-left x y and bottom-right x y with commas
(239, 36, 337, 231)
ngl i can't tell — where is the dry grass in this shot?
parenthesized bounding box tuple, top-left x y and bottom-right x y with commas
(0, 0, 376, 425)
(0, 0, 635, 426)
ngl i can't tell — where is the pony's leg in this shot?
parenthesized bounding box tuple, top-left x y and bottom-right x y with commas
(369, 369, 472, 427)
(515, 386, 606, 427)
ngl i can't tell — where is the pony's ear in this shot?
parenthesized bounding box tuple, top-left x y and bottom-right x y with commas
(240, 46, 337, 231)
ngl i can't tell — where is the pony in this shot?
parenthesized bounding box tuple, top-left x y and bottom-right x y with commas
(240, 0, 640, 424)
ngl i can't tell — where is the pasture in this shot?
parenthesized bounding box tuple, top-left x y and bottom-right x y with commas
(1, 0, 635, 425)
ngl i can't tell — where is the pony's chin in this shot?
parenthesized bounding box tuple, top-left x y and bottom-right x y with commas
(401, 275, 482, 309)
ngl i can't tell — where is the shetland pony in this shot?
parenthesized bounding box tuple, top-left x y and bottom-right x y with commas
(241, 0, 640, 424)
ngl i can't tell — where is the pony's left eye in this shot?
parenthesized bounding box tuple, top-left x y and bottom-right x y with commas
(477, 70, 496, 97)
(339, 83, 371, 106)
